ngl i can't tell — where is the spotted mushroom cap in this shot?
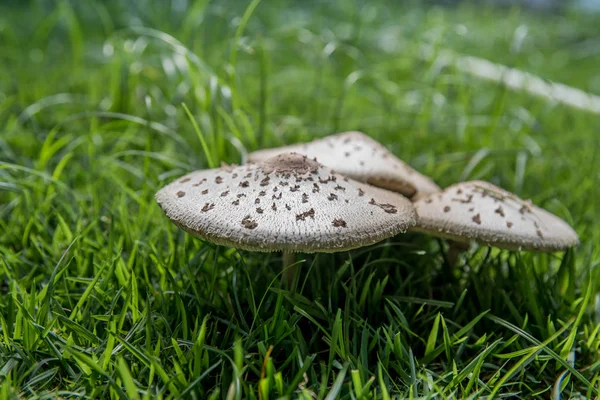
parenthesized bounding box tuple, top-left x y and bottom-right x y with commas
(412, 180, 579, 251)
(248, 131, 440, 198)
(156, 153, 417, 253)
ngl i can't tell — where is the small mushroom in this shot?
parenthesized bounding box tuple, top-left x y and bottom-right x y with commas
(156, 152, 417, 284)
(248, 131, 440, 199)
(412, 181, 579, 258)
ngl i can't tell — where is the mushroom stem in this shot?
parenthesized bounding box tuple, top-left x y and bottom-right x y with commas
(282, 251, 297, 287)
(447, 240, 470, 267)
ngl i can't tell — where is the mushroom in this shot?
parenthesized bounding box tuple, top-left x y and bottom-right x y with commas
(248, 131, 440, 199)
(411, 180, 579, 263)
(156, 153, 417, 284)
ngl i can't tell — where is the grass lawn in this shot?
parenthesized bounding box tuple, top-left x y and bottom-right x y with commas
(1, 0, 600, 398)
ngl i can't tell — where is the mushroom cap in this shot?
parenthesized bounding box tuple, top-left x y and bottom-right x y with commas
(248, 131, 440, 198)
(412, 180, 579, 251)
(156, 153, 417, 253)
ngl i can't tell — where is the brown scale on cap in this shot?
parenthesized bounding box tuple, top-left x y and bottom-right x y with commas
(215, 176, 223, 184)
(358, 188, 365, 197)
(255, 198, 260, 204)
(201, 189, 209, 195)
(312, 183, 320, 193)
(177, 191, 185, 198)
(334, 185, 346, 191)
(180, 178, 191, 183)
(519, 204, 532, 214)
(328, 193, 338, 201)
(221, 191, 229, 197)
(240, 181, 249, 188)
(378, 203, 398, 214)
(302, 193, 308, 203)
(201, 203, 215, 212)
(256, 207, 264, 214)
(296, 208, 315, 221)
(453, 194, 473, 204)
(290, 185, 300, 192)
(369, 198, 398, 214)
(472, 213, 482, 225)
(241, 216, 258, 229)
(232, 199, 240, 206)
(333, 219, 347, 227)
(259, 191, 266, 196)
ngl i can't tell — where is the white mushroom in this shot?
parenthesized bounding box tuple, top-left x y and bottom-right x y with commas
(412, 180, 579, 251)
(156, 153, 417, 254)
(248, 131, 440, 198)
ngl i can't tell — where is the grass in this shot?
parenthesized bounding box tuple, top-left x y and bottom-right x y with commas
(1, 0, 600, 398)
